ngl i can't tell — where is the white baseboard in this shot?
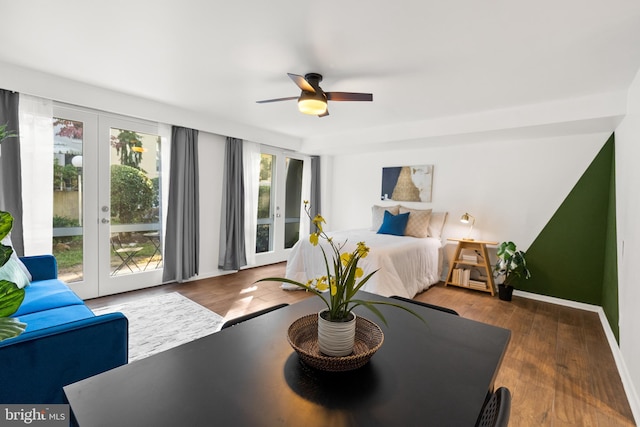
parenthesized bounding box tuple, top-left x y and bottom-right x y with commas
(514, 290, 640, 425)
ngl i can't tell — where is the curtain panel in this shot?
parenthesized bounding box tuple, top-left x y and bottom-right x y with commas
(163, 126, 199, 283)
(218, 137, 247, 271)
(309, 155, 322, 231)
(19, 94, 53, 255)
(243, 141, 260, 266)
(0, 89, 24, 255)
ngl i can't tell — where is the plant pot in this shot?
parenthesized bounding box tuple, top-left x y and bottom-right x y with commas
(317, 310, 357, 356)
(498, 284, 514, 301)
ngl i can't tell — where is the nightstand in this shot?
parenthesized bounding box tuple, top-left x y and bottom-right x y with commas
(444, 239, 498, 295)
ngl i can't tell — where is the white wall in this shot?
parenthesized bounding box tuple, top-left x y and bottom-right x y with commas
(325, 133, 608, 250)
(613, 66, 640, 417)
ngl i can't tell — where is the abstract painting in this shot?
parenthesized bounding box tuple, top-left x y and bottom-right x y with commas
(381, 165, 433, 202)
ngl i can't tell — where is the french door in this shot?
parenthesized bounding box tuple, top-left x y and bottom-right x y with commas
(52, 105, 168, 298)
(254, 148, 308, 266)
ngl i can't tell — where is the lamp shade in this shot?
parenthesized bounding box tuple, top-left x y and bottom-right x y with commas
(298, 91, 327, 115)
(460, 212, 475, 240)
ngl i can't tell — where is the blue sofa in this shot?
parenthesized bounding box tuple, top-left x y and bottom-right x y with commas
(0, 255, 128, 404)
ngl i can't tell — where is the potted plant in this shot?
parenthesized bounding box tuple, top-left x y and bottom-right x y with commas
(493, 241, 531, 301)
(0, 125, 27, 340)
(258, 202, 424, 357)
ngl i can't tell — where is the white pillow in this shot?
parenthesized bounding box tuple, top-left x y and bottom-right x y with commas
(427, 211, 448, 239)
(1, 235, 33, 281)
(371, 205, 400, 231)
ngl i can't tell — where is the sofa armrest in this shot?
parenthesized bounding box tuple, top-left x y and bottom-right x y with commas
(19, 255, 58, 281)
(0, 312, 128, 404)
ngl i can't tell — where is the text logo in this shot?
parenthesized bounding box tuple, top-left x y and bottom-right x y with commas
(0, 405, 69, 426)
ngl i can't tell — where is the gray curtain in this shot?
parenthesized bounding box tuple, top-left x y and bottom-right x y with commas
(309, 155, 321, 227)
(162, 126, 199, 283)
(0, 89, 24, 256)
(218, 137, 246, 270)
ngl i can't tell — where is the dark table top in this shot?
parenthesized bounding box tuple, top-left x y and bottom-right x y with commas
(64, 292, 510, 427)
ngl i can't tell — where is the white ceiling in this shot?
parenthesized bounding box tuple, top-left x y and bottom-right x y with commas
(2, 1, 640, 153)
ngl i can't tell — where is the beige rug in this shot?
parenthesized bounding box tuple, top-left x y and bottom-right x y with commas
(92, 292, 225, 362)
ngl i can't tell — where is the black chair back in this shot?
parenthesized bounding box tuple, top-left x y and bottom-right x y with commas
(389, 295, 459, 316)
(221, 303, 289, 330)
(476, 386, 511, 427)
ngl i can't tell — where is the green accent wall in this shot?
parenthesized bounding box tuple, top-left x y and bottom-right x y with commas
(601, 137, 619, 341)
(520, 134, 619, 340)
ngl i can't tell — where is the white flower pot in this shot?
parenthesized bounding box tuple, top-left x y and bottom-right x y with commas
(317, 310, 357, 356)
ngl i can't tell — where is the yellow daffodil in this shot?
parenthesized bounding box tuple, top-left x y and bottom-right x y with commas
(330, 283, 337, 296)
(309, 233, 319, 246)
(340, 252, 352, 266)
(355, 267, 364, 278)
(312, 214, 325, 232)
(357, 242, 370, 258)
(316, 276, 329, 291)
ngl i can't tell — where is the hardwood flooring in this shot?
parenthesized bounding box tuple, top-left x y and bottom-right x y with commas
(86, 263, 636, 427)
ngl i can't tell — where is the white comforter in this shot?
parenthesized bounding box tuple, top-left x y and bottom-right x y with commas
(283, 229, 442, 298)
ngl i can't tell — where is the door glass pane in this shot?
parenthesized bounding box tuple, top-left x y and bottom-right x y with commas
(52, 118, 84, 283)
(284, 158, 303, 249)
(256, 153, 274, 253)
(109, 128, 163, 276)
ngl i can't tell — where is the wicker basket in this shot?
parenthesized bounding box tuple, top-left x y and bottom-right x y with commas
(287, 314, 384, 372)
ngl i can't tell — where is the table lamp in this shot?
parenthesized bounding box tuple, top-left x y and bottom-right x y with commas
(460, 212, 475, 240)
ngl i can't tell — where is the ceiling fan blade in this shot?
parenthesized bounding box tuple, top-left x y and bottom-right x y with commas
(256, 96, 298, 104)
(287, 73, 316, 93)
(326, 92, 373, 102)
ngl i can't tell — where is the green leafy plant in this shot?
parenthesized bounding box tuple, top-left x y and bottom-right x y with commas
(110, 164, 154, 224)
(0, 210, 27, 341)
(0, 125, 27, 340)
(257, 202, 424, 325)
(0, 123, 18, 143)
(493, 241, 531, 288)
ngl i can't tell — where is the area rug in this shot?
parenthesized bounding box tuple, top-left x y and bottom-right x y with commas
(92, 292, 225, 362)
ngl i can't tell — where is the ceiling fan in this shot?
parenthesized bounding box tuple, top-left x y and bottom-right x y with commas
(256, 73, 373, 117)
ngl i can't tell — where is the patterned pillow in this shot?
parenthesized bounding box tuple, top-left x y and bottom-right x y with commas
(399, 207, 432, 238)
(371, 205, 400, 230)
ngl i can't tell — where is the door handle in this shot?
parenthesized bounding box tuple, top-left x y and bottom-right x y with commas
(101, 218, 110, 224)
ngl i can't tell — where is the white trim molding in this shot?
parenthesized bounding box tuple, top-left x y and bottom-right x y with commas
(514, 290, 640, 425)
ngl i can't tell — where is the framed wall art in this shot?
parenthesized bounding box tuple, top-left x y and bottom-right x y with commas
(381, 164, 433, 202)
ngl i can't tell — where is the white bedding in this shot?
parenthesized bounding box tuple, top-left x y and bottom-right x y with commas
(283, 229, 443, 298)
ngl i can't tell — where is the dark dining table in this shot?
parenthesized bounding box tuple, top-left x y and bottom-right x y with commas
(64, 292, 510, 427)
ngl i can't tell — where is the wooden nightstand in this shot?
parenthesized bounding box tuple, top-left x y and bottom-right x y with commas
(444, 239, 498, 295)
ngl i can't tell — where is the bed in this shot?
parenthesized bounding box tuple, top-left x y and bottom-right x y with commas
(282, 206, 448, 299)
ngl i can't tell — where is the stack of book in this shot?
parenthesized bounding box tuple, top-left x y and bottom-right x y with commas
(461, 254, 478, 263)
(451, 268, 471, 286)
(468, 279, 487, 290)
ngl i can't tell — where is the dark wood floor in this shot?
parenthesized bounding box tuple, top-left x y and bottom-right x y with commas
(86, 263, 636, 427)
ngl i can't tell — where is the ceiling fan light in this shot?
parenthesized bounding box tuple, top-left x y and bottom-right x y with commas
(298, 92, 327, 115)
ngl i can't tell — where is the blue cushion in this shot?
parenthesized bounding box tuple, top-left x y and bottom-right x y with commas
(15, 304, 95, 333)
(13, 279, 84, 317)
(377, 210, 410, 236)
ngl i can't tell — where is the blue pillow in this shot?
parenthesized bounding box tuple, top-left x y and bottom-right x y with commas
(377, 211, 410, 236)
